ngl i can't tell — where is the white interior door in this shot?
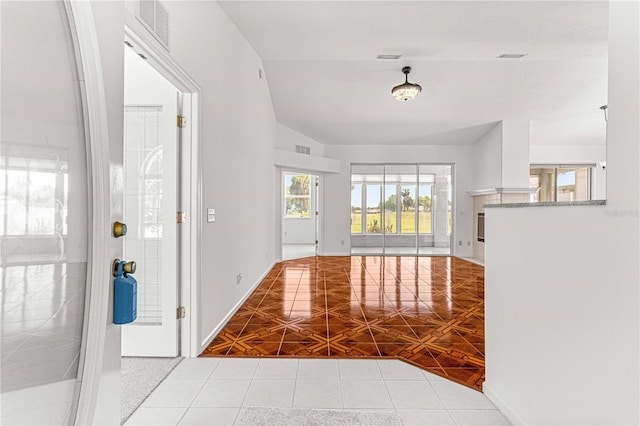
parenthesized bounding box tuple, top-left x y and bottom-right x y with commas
(121, 46, 179, 357)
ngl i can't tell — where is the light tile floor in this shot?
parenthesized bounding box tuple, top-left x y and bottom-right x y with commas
(125, 358, 510, 426)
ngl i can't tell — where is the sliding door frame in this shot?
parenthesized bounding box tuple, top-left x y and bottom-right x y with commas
(349, 162, 455, 256)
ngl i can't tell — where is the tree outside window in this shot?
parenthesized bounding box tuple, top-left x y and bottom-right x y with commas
(285, 174, 311, 218)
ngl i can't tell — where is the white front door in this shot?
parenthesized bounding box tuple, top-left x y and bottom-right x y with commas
(1, 1, 120, 424)
(121, 46, 180, 357)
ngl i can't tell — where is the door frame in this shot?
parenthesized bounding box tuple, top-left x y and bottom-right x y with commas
(62, 1, 114, 423)
(277, 168, 323, 260)
(124, 15, 201, 358)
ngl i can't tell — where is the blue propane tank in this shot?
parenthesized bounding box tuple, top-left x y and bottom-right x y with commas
(113, 260, 137, 325)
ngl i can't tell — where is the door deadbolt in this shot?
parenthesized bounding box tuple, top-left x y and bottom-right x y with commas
(112, 259, 136, 277)
(113, 221, 127, 238)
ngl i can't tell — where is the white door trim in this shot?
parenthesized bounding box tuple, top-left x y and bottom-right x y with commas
(124, 14, 201, 358)
(63, 1, 112, 424)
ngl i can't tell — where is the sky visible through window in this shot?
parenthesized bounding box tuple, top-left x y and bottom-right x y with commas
(557, 171, 576, 186)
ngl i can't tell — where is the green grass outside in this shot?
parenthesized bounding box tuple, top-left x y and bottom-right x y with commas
(351, 211, 452, 234)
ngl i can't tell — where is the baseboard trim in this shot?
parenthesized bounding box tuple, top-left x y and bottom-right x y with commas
(198, 261, 276, 355)
(483, 381, 524, 425)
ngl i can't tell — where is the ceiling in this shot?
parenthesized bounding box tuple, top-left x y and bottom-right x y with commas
(217, 1, 609, 146)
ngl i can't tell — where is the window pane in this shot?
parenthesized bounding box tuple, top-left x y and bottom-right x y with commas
(529, 175, 540, 202)
(285, 173, 311, 219)
(530, 167, 555, 202)
(558, 167, 590, 201)
(530, 166, 591, 202)
(447, 183, 452, 235)
(574, 168, 590, 200)
(351, 183, 362, 233)
(285, 196, 310, 218)
(418, 185, 432, 234)
(285, 174, 310, 196)
(365, 184, 381, 233)
(383, 184, 396, 234)
(400, 185, 416, 234)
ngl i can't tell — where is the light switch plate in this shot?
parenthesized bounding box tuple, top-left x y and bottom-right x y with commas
(207, 208, 216, 223)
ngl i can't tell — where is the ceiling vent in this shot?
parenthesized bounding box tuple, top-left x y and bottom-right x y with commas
(497, 53, 527, 59)
(377, 54, 402, 60)
(294, 145, 311, 155)
(137, 0, 170, 50)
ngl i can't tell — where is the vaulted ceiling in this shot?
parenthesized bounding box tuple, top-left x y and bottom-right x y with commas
(218, 1, 609, 146)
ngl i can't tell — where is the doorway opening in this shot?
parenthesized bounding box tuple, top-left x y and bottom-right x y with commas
(122, 42, 182, 357)
(282, 171, 320, 260)
(119, 24, 201, 421)
(350, 163, 454, 256)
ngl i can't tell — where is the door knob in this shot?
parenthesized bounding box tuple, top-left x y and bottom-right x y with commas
(112, 259, 136, 277)
(113, 221, 127, 238)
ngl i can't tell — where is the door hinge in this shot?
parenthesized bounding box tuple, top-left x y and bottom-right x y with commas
(177, 212, 186, 223)
(315, 240, 318, 244)
(315, 211, 319, 216)
(177, 306, 186, 319)
(177, 115, 187, 128)
(315, 181, 319, 187)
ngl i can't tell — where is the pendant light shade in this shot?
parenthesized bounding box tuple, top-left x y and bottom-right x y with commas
(391, 66, 422, 101)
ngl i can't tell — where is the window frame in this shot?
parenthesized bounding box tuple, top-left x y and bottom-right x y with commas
(284, 173, 312, 220)
(529, 164, 594, 202)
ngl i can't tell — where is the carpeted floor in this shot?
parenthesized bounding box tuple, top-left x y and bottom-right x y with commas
(236, 407, 402, 426)
(120, 357, 183, 424)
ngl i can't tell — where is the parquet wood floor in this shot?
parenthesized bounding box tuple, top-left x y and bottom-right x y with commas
(201, 256, 485, 390)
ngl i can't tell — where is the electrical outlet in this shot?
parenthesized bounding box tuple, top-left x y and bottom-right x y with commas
(341, 240, 345, 245)
(467, 241, 471, 246)
(458, 241, 462, 246)
(236, 273, 243, 285)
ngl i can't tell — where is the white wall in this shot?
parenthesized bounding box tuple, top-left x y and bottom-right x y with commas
(472, 122, 503, 189)
(501, 120, 530, 188)
(323, 144, 475, 257)
(471, 120, 531, 190)
(160, 1, 278, 351)
(530, 144, 607, 200)
(276, 123, 325, 157)
(484, 206, 638, 424)
(483, 2, 639, 424)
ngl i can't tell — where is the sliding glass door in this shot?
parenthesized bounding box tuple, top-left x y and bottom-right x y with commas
(350, 164, 453, 256)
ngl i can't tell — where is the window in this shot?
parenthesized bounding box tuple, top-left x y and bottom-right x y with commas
(284, 174, 311, 218)
(350, 164, 453, 256)
(350, 183, 362, 233)
(418, 183, 433, 234)
(529, 165, 593, 202)
(351, 172, 437, 235)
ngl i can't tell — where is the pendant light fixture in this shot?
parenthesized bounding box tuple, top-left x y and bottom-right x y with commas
(391, 66, 422, 101)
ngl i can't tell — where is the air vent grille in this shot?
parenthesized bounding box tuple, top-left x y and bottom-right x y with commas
(497, 53, 526, 59)
(137, 0, 170, 50)
(294, 145, 311, 155)
(377, 54, 402, 60)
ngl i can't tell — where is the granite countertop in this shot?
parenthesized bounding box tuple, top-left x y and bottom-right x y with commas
(484, 200, 606, 208)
